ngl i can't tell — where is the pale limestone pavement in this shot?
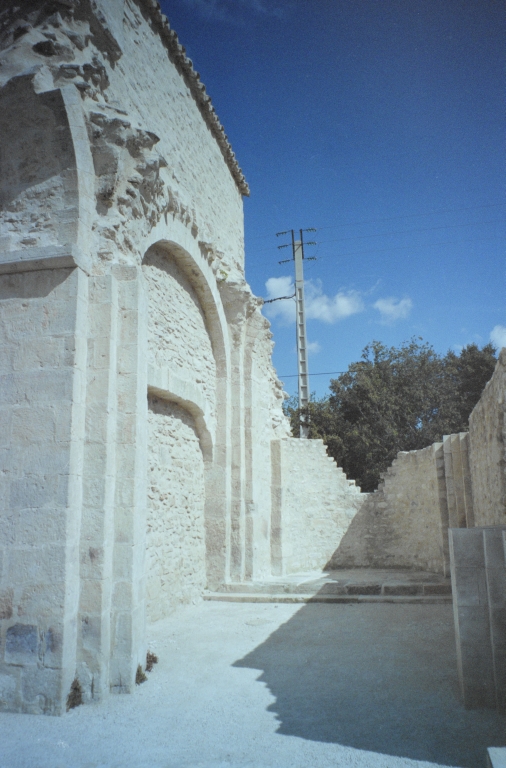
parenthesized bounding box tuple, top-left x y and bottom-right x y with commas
(0, 601, 504, 768)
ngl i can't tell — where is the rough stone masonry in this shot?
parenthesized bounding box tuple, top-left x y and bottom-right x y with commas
(0, 0, 365, 714)
(2, 0, 505, 719)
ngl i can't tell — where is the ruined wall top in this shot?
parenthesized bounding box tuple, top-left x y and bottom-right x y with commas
(0, 0, 248, 198)
(0, 0, 250, 273)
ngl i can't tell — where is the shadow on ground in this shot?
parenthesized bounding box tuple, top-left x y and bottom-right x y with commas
(233, 601, 505, 767)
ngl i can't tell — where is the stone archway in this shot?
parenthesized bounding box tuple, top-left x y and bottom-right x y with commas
(142, 241, 226, 618)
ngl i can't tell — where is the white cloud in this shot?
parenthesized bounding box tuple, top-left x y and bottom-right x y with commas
(373, 297, 413, 324)
(490, 325, 506, 349)
(305, 282, 364, 323)
(263, 277, 364, 325)
(263, 276, 296, 324)
(307, 341, 321, 355)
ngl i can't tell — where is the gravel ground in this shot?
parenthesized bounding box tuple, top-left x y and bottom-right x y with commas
(0, 601, 504, 768)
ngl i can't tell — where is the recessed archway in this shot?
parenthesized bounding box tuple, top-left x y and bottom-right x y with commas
(141, 240, 231, 610)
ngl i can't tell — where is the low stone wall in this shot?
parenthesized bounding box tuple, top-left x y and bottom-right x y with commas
(328, 443, 448, 573)
(270, 438, 363, 575)
(468, 350, 506, 526)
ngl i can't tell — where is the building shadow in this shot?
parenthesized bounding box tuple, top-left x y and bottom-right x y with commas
(233, 601, 505, 767)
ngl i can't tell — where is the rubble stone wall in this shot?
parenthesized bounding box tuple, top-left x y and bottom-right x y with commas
(143, 246, 216, 426)
(329, 444, 447, 573)
(146, 397, 206, 622)
(468, 350, 506, 526)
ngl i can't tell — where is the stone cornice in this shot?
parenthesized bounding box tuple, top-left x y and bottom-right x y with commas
(137, 0, 250, 197)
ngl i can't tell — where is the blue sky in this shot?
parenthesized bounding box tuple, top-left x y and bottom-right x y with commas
(162, 0, 505, 397)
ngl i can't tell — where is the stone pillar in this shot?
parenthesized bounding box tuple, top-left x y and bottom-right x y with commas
(270, 439, 284, 577)
(443, 433, 474, 530)
(434, 442, 451, 576)
(449, 526, 506, 710)
(109, 265, 148, 692)
(229, 337, 246, 583)
(243, 313, 275, 583)
(203, 369, 230, 590)
(0, 262, 88, 714)
(460, 433, 475, 527)
(77, 274, 118, 702)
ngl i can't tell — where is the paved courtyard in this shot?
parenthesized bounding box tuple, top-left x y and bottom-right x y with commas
(0, 601, 504, 768)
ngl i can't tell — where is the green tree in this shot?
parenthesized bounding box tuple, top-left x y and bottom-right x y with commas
(284, 339, 497, 492)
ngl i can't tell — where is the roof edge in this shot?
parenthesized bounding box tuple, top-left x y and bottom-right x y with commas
(137, 0, 250, 197)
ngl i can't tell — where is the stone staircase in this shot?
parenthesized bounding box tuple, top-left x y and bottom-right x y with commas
(204, 568, 452, 604)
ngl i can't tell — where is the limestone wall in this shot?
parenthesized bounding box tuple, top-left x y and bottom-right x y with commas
(0, 0, 386, 716)
(104, 0, 246, 272)
(468, 350, 506, 526)
(243, 314, 290, 582)
(271, 439, 363, 575)
(143, 246, 216, 425)
(146, 398, 206, 622)
(329, 444, 447, 573)
(0, 267, 87, 713)
(0, 0, 247, 278)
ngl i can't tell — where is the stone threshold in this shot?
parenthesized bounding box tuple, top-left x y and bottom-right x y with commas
(204, 568, 452, 604)
(203, 592, 452, 604)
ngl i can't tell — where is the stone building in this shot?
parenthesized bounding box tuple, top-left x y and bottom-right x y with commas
(0, 0, 363, 714)
(2, 0, 505, 720)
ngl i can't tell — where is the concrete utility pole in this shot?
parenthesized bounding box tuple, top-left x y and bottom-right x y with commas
(276, 228, 316, 438)
(293, 230, 309, 437)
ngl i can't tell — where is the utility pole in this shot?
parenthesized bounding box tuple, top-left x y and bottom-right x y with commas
(276, 228, 316, 438)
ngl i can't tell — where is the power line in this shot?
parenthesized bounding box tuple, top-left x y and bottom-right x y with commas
(248, 202, 506, 240)
(260, 236, 503, 277)
(279, 371, 346, 378)
(250, 222, 505, 257)
(294, 235, 504, 262)
(315, 203, 506, 232)
(314, 218, 504, 247)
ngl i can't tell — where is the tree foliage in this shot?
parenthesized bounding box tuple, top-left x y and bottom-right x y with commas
(284, 339, 497, 492)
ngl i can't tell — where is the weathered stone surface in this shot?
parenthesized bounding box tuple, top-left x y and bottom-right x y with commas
(450, 527, 506, 711)
(328, 443, 449, 573)
(4, 0, 503, 719)
(271, 438, 363, 574)
(0, 0, 364, 714)
(469, 350, 506, 527)
(146, 397, 206, 621)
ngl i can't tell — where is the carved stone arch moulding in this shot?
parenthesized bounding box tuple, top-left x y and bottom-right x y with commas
(142, 238, 228, 366)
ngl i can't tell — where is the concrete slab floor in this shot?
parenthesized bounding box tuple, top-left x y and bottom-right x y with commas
(0, 601, 504, 768)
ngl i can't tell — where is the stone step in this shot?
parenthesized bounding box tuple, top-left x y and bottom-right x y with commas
(212, 581, 452, 597)
(203, 592, 452, 605)
(207, 569, 452, 605)
(488, 747, 506, 768)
